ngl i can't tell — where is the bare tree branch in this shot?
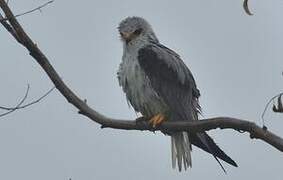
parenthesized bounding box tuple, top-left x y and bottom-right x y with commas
(273, 94, 283, 113)
(261, 92, 283, 125)
(0, 84, 30, 117)
(0, 0, 54, 21)
(0, 86, 55, 112)
(243, 0, 253, 16)
(0, 12, 21, 42)
(0, 0, 54, 42)
(0, 0, 283, 155)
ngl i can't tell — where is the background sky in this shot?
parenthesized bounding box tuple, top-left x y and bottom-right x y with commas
(0, 0, 283, 180)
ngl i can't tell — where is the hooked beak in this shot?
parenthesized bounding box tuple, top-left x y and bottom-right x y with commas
(120, 32, 132, 43)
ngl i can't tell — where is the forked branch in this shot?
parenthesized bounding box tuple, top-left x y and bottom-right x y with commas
(0, 85, 55, 117)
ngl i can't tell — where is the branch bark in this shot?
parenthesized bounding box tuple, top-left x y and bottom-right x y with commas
(0, 0, 282, 154)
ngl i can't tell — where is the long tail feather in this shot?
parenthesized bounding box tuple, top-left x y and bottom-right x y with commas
(189, 132, 238, 169)
(171, 132, 192, 171)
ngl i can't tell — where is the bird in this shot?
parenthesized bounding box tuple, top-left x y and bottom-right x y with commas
(117, 16, 237, 172)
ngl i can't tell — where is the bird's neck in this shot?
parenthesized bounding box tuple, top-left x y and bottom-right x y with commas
(123, 34, 158, 53)
(124, 39, 148, 53)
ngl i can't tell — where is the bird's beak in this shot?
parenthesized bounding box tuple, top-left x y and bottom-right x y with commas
(120, 32, 132, 42)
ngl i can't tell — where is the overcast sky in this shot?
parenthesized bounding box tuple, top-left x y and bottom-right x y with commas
(0, 0, 283, 180)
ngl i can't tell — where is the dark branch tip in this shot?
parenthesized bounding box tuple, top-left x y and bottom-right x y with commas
(243, 0, 253, 16)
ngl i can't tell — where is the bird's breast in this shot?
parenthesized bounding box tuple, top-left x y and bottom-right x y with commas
(118, 51, 166, 117)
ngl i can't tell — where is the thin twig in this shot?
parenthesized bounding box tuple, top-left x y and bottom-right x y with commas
(0, 84, 30, 117)
(0, 0, 54, 21)
(0, 86, 55, 111)
(261, 92, 283, 125)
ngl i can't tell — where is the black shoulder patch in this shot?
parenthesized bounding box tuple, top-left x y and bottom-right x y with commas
(138, 45, 182, 87)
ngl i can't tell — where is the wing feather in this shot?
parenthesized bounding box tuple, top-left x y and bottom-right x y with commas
(138, 44, 200, 121)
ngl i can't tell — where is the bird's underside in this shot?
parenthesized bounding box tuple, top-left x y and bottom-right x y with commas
(117, 16, 237, 172)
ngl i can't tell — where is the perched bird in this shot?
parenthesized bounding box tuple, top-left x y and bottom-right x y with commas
(117, 16, 237, 172)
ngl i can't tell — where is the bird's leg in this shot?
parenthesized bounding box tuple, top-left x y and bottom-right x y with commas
(149, 113, 166, 127)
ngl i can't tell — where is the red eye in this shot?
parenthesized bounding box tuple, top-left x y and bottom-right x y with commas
(133, 28, 142, 35)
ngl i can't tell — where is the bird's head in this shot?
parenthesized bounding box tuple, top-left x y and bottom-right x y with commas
(118, 16, 158, 45)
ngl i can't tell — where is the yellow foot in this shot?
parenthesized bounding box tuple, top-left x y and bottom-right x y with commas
(149, 113, 166, 127)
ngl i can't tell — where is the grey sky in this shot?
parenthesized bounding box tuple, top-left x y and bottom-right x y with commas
(0, 0, 282, 179)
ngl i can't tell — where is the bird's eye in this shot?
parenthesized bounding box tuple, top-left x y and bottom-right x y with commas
(133, 28, 142, 35)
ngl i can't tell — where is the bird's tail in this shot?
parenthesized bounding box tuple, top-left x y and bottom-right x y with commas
(189, 132, 238, 173)
(171, 132, 192, 171)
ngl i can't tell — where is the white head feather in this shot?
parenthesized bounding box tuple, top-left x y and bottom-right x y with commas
(118, 16, 159, 46)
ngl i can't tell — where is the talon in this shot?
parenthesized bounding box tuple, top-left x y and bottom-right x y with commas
(149, 113, 166, 127)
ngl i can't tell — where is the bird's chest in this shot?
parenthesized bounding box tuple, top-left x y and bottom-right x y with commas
(118, 52, 164, 116)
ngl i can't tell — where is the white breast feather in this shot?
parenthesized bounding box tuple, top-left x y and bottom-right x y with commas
(118, 48, 165, 117)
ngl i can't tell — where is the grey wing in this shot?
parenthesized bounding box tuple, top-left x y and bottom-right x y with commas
(138, 44, 200, 121)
